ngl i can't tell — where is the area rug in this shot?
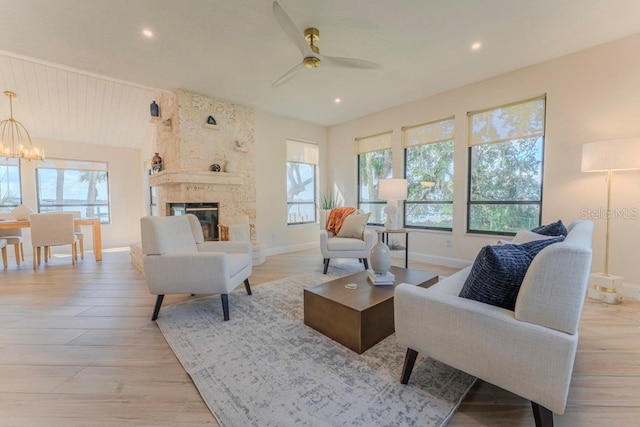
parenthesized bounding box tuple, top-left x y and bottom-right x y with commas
(156, 264, 476, 426)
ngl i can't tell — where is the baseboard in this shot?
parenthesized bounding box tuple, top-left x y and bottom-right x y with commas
(621, 283, 640, 300)
(407, 251, 471, 269)
(263, 242, 318, 257)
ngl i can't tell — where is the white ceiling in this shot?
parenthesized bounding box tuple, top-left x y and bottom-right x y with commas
(1, 0, 640, 148)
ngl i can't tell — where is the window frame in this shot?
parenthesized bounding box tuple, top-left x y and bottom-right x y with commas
(355, 131, 393, 226)
(466, 96, 546, 235)
(402, 117, 455, 231)
(0, 157, 22, 212)
(286, 160, 317, 225)
(357, 151, 392, 227)
(286, 139, 318, 226)
(34, 158, 111, 224)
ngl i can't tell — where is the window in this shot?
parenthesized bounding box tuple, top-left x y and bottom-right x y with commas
(0, 157, 21, 213)
(357, 131, 393, 225)
(35, 158, 111, 223)
(403, 117, 455, 230)
(286, 139, 318, 225)
(467, 96, 546, 234)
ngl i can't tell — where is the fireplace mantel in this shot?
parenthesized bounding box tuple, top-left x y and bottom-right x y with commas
(149, 170, 243, 187)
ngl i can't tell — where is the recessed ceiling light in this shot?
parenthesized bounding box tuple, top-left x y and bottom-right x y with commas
(471, 42, 482, 50)
(334, 98, 341, 104)
(142, 29, 154, 39)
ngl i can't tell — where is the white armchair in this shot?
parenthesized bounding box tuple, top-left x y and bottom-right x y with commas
(395, 220, 593, 427)
(140, 214, 253, 321)
(320, 209, 376, 274)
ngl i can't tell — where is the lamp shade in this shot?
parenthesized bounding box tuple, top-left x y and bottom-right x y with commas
(379, 178, 407, 200)
(582, 138, 640, 172)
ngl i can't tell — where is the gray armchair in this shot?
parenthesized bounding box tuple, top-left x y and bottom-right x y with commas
(140, 214, 252, 321)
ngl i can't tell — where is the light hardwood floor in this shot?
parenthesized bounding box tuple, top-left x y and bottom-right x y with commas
(0, 249, 639, 426)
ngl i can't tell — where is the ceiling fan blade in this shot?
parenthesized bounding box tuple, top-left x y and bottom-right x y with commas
(272, 62, 305, 87)
(272, 1, 313, 57)
(320, 55, 381, 69)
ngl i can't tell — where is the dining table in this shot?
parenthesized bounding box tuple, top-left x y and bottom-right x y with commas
(0, 218, 103, 261)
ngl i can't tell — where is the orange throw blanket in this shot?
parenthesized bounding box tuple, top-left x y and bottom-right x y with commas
(326, 207, 356, 235)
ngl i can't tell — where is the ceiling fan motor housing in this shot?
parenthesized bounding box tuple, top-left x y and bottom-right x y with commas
(303, 57, 320, 68)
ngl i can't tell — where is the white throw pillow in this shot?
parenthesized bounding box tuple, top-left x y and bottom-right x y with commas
(337, 213, 370, 239)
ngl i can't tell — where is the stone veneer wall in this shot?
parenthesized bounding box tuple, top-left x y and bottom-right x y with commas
(153, 89, 257, 241)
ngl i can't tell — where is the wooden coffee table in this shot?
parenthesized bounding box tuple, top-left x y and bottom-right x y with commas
(303, 266, 438, 354)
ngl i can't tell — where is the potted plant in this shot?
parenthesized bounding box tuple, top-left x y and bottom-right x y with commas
(319, 191, 340, 227)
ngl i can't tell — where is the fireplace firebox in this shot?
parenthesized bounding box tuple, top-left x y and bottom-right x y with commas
(168, 203, 219, 241)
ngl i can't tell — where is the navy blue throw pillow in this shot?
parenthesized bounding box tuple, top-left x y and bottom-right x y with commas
(531, 220, 567, 236)
(459, 237, 564, 310)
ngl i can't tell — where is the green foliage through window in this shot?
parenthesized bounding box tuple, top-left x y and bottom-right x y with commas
(358, 149, 392, 225)
(402, 117, 455, 230)
(467, 97, 545, 234)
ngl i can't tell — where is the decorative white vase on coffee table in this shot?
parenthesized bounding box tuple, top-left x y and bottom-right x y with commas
(370, 233, 391, 275)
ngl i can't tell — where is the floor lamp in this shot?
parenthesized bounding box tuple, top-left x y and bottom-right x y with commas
(379, 178, 407, 230)
(581, 138, 640, 303)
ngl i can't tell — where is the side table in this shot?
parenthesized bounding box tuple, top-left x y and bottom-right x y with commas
(377, 228, 409, 268)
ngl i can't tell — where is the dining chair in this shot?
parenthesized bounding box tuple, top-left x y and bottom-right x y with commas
(0, 238, 7, 268)
(0, 212, 25, 266)
(69, 211, 84, 259)
(29, 213, 78, 269)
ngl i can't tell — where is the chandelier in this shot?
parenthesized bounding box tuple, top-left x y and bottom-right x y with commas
(0, 91, 44, 161)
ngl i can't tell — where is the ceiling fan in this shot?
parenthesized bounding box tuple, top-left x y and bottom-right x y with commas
(271, 1, 381, 87)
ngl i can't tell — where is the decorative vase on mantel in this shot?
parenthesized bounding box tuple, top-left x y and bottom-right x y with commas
(150, 101, 159, 117)
(370, 233, 391, 275)
(224, 159, 237, 173)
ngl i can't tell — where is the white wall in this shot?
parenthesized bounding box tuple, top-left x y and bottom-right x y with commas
(19, 138, 146, 253)
(328, 34, 640, 283)
(254, 110, 327, 255)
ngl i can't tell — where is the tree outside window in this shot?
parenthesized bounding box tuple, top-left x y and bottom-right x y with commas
(36, 159, 110, 223)
(403, 117, 454, 230)
(286, 139, 318, 225)
(356, 132, 393, 225)
(467, 97, 545, 234)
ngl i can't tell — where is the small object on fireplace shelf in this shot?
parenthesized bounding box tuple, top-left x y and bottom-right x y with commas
(209, 163, 221, 172)
(150, 100, 159, 117)
(234, 139, 248, 152)
(152, 152, 162, 165)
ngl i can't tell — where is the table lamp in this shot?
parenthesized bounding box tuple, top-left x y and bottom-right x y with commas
(581, 138, 640, 303)
(379, 178, 407, 230)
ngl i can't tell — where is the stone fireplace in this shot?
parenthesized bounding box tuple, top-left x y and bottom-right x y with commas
(148, 89, 257, 242)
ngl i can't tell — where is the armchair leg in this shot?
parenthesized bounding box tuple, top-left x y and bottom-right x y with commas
(221, 294, 230, 321)
(531, 402, 554, 427)
(400, 348, 419, 384)
(362, 258, 369, 270)
(244, 278, 252, 295)
(151, 295, 164, 321)
(323, 258, 330, 274)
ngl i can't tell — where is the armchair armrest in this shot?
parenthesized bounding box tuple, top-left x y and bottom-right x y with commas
(319, 229, 335, 246)
(197, 241, 252, 254)
(395, 284, 578, 414)
(363, 228, 376, 249)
